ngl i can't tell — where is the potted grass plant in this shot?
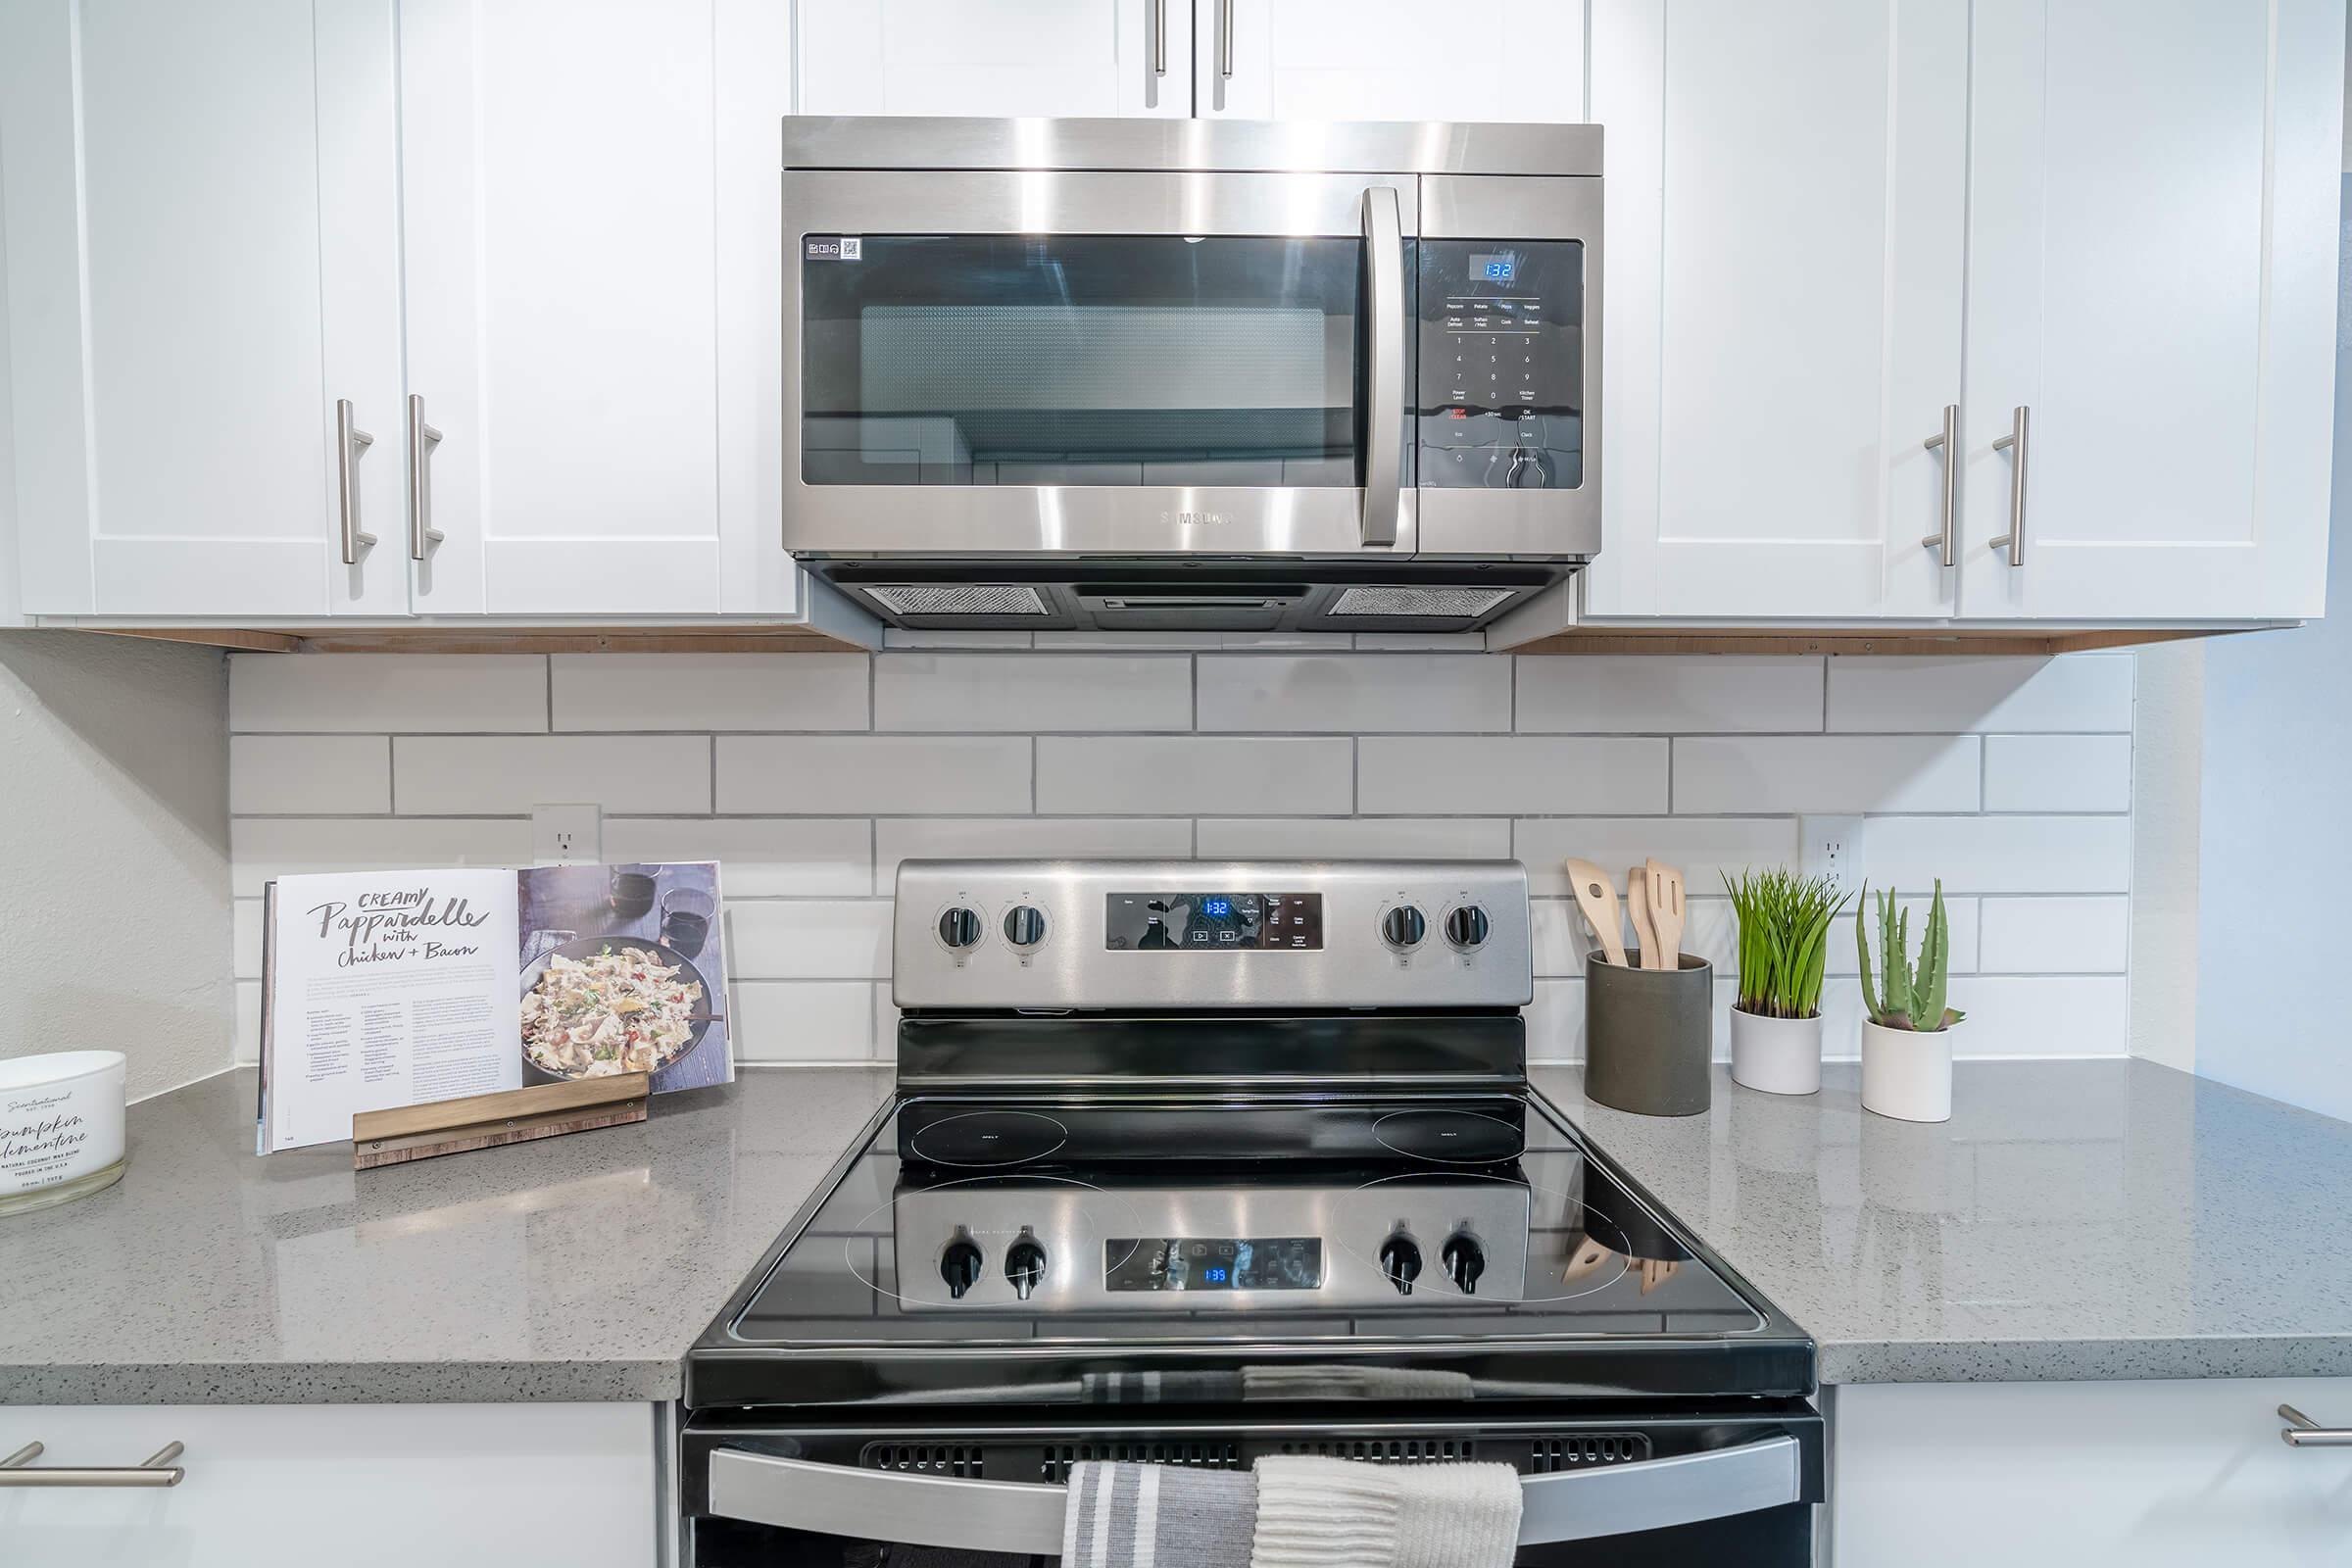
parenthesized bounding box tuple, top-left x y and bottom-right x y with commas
(1856, 881, 1967, 1122)
(1723, 869, 1847, 1096)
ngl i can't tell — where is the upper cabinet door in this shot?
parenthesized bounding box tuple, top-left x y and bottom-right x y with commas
(0, 0, 408, 617)
(801, 1, 1191, 118)
(400, 0, 732, 615)
(1959, 0, 2343, 622)
(1583, 0, 1968, 619)
(1201, 1, 1585, 121)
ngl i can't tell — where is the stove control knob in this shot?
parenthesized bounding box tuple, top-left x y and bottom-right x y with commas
(940, 1237, 985, 1299)
(1443, 1233, 1486, 1296)
(1379, 1233, 1423, 1297)
(1003, 905, 1048, 948)
(937, 906, 984, 950)
(1444, 905, 1492, 952)
(1004, 1233, 1049, 1300)
(1380, 905, 1428, 951)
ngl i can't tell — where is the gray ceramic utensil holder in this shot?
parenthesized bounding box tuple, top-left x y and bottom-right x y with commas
(1584, 951, 1714, 1117)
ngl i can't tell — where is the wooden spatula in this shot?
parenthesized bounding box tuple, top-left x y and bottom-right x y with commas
(1563, 858, 1629, 967)
(1643, 858, 1687, 969)
(1626, 868, 1658, 969)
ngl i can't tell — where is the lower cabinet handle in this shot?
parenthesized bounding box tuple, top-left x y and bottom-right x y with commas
(2280, 1404, 2352, 1447)
(1919, 403, 1957, 565)
(0, 1440, 186, 1488)
(407, 393, 445, 562)
(335, 398, 378, 565)
(1985, 404, 2030, 566)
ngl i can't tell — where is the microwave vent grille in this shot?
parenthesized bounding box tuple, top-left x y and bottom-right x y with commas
(864, 583, 1051, 617)
(1329, 586, 1517, 618)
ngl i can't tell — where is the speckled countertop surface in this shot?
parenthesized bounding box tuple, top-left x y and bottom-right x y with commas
(1535, 1059, 2352, 1385)
(6, 1058, 2349, 1403)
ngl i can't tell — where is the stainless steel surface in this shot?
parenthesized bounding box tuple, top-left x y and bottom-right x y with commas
(706, 1434, 1802, 1550)
(1921, 403, 1957, 564)
(0, 1440, 185, 1489)
(891, 859, 1532, 1012)
(1218, 0, 1235, 79)
(333, 399, 376, 565)
(2279, 1403, 2352, 1446)
(1150, 0, 1167, 83)
(1360, 185, 1404, 549)
(405, 393, 445, 562)
(1987, 404, 2031, 565)
(780, 116, 1603, 177)
(783, 165, 1422, 236)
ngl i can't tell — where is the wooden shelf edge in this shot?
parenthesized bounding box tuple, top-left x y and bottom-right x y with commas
(70, 625, 871, 655)
(1506, 625, 2253, 657)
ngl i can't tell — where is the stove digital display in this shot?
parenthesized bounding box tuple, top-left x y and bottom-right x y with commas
(1105, 1237, 1323, 1292)
(1102, 892, 1324, 951)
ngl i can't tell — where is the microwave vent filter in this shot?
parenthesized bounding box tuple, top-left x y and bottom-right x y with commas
(1329, 586, 1517, 618)
(863, 583, 1051, 617)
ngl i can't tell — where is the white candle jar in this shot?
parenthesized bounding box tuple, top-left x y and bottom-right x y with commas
(0, 1051, 128, 1217)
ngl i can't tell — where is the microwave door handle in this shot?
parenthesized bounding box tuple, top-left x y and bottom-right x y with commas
(1359, 183, 1404, 549)
(705, 1434, 1802, 1553)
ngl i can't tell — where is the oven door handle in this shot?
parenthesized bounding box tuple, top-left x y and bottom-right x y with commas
(705, 1434, 1802, 1552)
(1359, 182, 1404, 549)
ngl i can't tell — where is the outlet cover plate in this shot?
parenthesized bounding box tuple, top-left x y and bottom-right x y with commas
(1799, 814, 1866, 890)
(532, 804, 602, 866)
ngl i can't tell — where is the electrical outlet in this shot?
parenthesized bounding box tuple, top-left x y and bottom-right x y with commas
(532, 804, 602, 866)
(1799, 814, 1866, 890)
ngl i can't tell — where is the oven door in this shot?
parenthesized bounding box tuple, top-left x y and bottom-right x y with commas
(682, 1409, 1820, 1567)
(781, 169, 1420, 561)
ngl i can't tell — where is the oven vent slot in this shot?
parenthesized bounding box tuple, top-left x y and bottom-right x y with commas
(1526, 1433, 1652, 1473)
(862, 583, 1052, 617)
(1271, 1437, 1480, 1464)
(862, 1443, 985, 1478)
(1040, 1443, 1244, 1483)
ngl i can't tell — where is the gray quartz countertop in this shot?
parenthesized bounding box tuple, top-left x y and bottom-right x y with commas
(6, 1058, 2349, 1403)
(1534, 1059, 2352, 1385)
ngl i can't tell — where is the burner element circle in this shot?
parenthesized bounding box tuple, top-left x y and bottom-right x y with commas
(1371, 1108, 1526, 1164)
(906, 1110, 1069, 1168)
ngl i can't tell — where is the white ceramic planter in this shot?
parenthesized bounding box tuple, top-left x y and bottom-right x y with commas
(1860, 1019, 1957, 1123)
(1729, 1008, 1824, 1096)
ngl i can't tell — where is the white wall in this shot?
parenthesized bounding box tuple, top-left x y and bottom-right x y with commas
(224, 644, 2142, 1066)
(0, 632, 234, 1099)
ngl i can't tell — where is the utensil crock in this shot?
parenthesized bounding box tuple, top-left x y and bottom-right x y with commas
(1584, 952, 1713, 1117)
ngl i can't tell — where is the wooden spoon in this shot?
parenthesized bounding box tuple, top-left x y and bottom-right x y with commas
(1626, 868, 1659, 969)
(1563, 858, 1629, 967)
(1643, 858, 1687, 970)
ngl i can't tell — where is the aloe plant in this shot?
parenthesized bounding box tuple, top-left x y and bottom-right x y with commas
(1723, 868, 1848, 1020)
(1855, 880, 1965, 1031)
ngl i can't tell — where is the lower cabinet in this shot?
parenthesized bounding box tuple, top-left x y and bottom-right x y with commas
(0, 1401, 658, 1567)
(1830, 1378, 2352, 1565)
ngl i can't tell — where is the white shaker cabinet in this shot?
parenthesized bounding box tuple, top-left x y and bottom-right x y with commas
(1581, 0, 1968, 620)
(1200, 1, 1586, 122)
(1956, 0, 2341, 622)
(0, 1401, 656, 1568)
(0, 0, 409, 618)
(800, 0, 1191, 119)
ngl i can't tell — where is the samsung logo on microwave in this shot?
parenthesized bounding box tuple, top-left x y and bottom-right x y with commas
(804, 236, 862, 261)
(1163, 511, 1226, 526)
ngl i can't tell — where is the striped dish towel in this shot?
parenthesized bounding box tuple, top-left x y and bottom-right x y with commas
(1061, 1461, 1258, 1568)
(1250, 1455, 1523, 1568)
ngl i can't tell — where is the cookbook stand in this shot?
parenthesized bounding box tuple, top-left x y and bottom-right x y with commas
(350, 1073, 651, 1170)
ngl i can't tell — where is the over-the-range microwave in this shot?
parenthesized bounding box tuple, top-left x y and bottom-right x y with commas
(779, 117, 1601, 635)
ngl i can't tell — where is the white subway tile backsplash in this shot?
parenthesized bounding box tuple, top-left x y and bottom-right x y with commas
(727, 901, 893, 980)
(232, 899, 263, 980)
(1864, 815, 2132, 894)
(1533, 896, 1737, 976)
(1516, 657, 1824, 734)
(1038, 737, 1352, 814)
(230, 654, 548, 733)
(1197, 817, 1511, 860)
(1827, 653, 2134, 733)
(1515, 817, 1796, 896)
(601, 818, 870, 897)
(394, 735, 710, 814)
(1941, 975, 2131, 1056)
(875, 654, 1191, 732)
(1979, 896, 2132, 973)
(883, 629, 1035, 648)
(1983, 734, 2132, 812)
(1673, 736, 1981, 814)
(1357, 737, 1668, 814)
(876, 818, 1194, 884)
(1197, 655, 1511, 733)
(731, 981, 878, 1061)
(1526, 979, 1586, 1061)
(234, 980, 262, 1067)
(718, 736, 1032, 814)
(230, 816, 535, 896)
(551, 654, 867, 732)
(1830, 895, 1982, 976)
(231, 735, 390, 814)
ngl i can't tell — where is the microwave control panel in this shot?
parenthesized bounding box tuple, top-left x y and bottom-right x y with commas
(1415, 239, 1585, 490)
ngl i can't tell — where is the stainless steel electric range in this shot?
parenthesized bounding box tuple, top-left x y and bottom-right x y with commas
(682, 860, 1821, 1565)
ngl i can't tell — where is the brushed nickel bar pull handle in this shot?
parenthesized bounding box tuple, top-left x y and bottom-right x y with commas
(1920, 403, 1957, 565)
(1219, 0, 1235, 77)
(1358, 184, 1404, 549)
(1986, 404, 2030, 565)
(0, 1440, 186, 1487)
(1152, 0, 1166, 75)
(407, 393, 445, 562)
(335, 398, 377, 565)
(2280, 1404, 2352, 1446)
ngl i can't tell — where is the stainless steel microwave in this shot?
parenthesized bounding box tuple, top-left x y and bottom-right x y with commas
(780, 117, 1601, 634)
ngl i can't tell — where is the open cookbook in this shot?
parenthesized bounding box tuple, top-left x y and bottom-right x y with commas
(256, 861, 731, 1153)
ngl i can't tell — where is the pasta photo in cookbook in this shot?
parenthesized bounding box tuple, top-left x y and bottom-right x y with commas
(257, 861, 731, 1153)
